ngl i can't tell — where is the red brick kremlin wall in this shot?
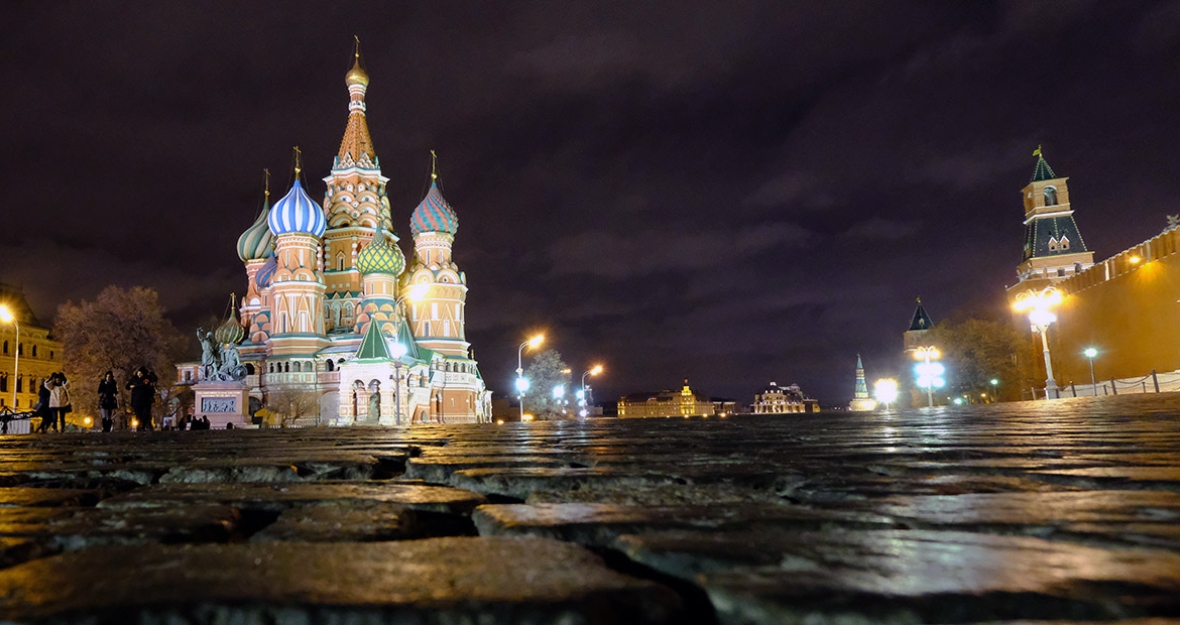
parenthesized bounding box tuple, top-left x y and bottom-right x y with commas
(1050, 226, 1180, 386)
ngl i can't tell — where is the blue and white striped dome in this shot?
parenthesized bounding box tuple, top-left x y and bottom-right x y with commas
(268, 179, 326, 237)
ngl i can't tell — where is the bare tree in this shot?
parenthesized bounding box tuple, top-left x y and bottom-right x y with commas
(55, 286, 186, 428)
(266, 386, 320, 427)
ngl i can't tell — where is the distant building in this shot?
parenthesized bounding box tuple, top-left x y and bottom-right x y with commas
(752, 382, 819, 414)
(618, 380, 715, 418)
(710, 398, 742, 416)
(848, 355, 877, 411)
(0, 284, 63, 413)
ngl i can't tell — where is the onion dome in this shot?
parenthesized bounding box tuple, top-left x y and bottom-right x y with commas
(410, 182, 458, 237)
(357, 221, 405, 276)
(268, 179, 326, 237)
(345, 54, 369, 88)
(236, 198, 273, 262)
(214, 305, 246, 345)
(257, 251, 278, 289)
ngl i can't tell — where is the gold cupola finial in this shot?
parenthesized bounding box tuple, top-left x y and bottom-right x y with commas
(430, 150, 438, 182)
(293, 146, 302, 177)
(345, 36, 370, 88)
(263, 168, 271, 201)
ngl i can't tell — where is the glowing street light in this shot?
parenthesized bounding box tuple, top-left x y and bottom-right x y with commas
(0, 305, 17, 409)
(516, 334, 544, 421)
(1084, 347, 1099, 396)
(579, 365, 604, 417)
(873, 378, 899, 409)
(912, 346, 943, 407)
(1013, 286, 1063, 398)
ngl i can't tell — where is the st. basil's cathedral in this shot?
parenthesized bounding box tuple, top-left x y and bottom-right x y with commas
(194, 46, 492, 425)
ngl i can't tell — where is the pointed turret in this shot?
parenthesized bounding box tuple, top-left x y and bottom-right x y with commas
(354, 313, 392, 361)
(908, 298, 934, 332)
(1031, 146, 1057, 182)
(335, 39, 377, 170)
(849, 354, 876, 411)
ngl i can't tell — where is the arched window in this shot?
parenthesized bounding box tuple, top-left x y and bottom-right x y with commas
(2, 341, 6, 354)
(284, 362, 290, 373)
(31, 345, 36, 358)
(337, 252, 345, 271)
(17, 344, 22, 356)
(326, 360, 335, 372)
(1044, 186, 1058, 206)
(245, 364, 255, 375)
(0, 374, 6, 392)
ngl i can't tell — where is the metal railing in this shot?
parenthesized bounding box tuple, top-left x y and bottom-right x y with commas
(0, 408, 36, 434)
(1031, 369, 1180, 399)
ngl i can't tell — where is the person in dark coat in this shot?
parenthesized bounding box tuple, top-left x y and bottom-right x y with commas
(35, 377, 52, 433)
(126, 367, 157, 432)
(97, 371, 118, 433)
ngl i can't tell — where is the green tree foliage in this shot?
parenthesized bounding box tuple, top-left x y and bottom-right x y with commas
(54, 286, 187, 426)
(928, 318, 1026, 401)
(522, 349, 570, 420)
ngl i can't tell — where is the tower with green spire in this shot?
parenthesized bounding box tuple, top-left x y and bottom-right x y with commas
(848, 354, 877, 411)
(1008, 147, 1095, 298)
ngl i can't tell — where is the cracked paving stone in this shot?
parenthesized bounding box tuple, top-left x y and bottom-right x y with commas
(0, 536, 684, 623)
(615, 529, 1180, 624)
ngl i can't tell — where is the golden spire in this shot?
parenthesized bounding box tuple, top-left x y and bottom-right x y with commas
(293, 146, 302, 177)
(430, 150, 438, 182)
(263, 168, 271, 201)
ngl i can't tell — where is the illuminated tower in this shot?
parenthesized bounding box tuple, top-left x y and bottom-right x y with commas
(321, 41, 391, 334)
(355, 218, 406, 336)
(848, 354, 876, 411)
(404, 154, 469, 357)
(236, 171, 273, 353)
(1007, 147, 1095, 298)
(267, 149, 328, 357)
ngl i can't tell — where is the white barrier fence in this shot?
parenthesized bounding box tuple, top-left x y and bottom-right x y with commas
(1033, 370, 1180, 399)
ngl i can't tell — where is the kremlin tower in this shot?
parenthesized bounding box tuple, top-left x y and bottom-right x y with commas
(206, 43, 491, 425)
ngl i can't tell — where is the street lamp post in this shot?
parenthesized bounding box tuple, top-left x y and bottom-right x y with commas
(912, 346, 943, 408)
(1084, 347, 1098, 396)
(1013, 287, 1063, 399)
(0, 306, 18, 409)
(581, 365, 603, 418)
(516, 334, 544, 421)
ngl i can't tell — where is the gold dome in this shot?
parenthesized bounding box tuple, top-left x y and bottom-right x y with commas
(345, 55, 369, 88)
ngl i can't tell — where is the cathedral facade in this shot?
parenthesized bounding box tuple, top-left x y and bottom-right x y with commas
(200, 48, 491, 425)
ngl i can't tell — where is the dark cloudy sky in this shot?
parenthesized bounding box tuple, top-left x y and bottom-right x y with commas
(3, 1, 1180, 405)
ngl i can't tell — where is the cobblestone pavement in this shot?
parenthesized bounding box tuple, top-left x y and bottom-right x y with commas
(2, 394, 1180, 624)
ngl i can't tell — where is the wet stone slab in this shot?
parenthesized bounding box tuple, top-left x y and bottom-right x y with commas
(616, 529, 1180, 624)
(97, 481, 488, 516)
(249, 502, 417, 542)
(0, 537, 684, 624)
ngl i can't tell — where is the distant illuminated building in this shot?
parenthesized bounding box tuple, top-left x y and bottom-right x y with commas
(618, 380, 715, 418)
(0, 284, 62, 414)
(753, 381, 819, 414)
(848, 354, 877, 411)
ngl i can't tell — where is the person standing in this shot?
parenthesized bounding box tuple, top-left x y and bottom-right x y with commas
(97, 371, 118, 433)
(126, 367, 157, 432)
(35, 377, 52, 433)
(46, 373, 70, 433)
